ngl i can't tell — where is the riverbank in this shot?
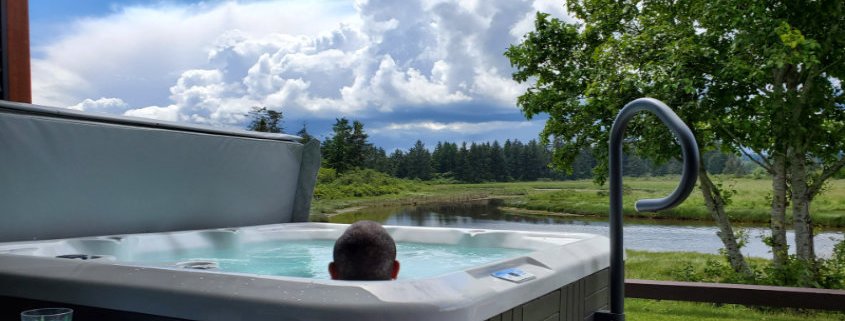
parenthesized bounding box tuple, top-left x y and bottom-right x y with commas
(311, 177, 845, 228)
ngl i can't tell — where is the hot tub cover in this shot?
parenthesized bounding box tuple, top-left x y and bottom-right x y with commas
(0, 100, 320, 242)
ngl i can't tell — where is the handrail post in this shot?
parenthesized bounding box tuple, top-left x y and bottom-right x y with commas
(594, 98, 700, 321)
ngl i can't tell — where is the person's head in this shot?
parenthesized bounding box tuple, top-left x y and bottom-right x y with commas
(328, 221, 400, 280)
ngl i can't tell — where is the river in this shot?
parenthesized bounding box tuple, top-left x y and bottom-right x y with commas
(330, 199, 845, 258)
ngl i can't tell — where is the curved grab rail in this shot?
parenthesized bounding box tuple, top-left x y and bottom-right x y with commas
(601, 98, 700, 321)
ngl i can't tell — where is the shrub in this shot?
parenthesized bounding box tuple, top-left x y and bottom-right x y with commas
(313, 168, 417, 200)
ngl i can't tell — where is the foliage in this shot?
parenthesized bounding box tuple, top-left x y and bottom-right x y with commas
(505, 0, 845, 275)
(322, 118, 372, 173)
(296, 123, 315, 144)
(313, 168, 416, 200)
(246, 107, 283, 133)
(639, 239, 845, 289)
(629, 248, 845, 290)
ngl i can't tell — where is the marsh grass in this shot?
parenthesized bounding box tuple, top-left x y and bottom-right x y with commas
(312, 177, 845, 227)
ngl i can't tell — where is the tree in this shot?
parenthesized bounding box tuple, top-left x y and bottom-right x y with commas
(322, 118, 354, 172)
(364, 146, 391, 174)
(322, 119, 373, 173)
(405, 140, 433, 180)
(246, 107, 283, 133)
(389, 149, 408, 178)
(296, 123, 315, 144)
(509, 1, 845, 279)
(506, 4, 754, 274)
(454, 143, 470, 181)
(722, 155, 746, 176)
(489, 141, 508, 181)
(706, 151, 728, 175)
(699, 0, 845, 275)
(348, 121, 370, 169)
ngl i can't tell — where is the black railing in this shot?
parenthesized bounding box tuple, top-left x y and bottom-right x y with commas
(595, 98, 700, 321)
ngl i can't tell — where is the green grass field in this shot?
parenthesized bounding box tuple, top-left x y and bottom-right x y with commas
(312, 176, 845, 227)
(509, 177, 845, 227)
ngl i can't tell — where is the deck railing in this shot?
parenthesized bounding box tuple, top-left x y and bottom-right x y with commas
(625, 279, 845, 311)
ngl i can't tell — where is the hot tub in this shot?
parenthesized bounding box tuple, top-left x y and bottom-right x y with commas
(0, 223, 609, 321)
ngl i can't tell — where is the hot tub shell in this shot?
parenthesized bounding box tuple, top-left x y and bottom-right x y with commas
(0, 223, 609, 321)
(0, 102, 608, 320)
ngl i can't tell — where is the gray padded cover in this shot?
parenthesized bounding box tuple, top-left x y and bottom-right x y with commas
(0, 101, 319, 242)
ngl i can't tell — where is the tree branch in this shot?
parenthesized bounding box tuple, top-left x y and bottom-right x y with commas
(808, 156, 845, 198)
(716, 125, 773, 172)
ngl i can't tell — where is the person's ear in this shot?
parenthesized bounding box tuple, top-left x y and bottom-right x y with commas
(329, 262, 339, 280)
(391, 260, 400, 280)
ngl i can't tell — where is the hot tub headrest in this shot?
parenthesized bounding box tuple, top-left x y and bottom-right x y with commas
(0, 100, 320, 242)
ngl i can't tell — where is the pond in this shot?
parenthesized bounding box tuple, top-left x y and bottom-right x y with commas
(330, 199, 845, 258)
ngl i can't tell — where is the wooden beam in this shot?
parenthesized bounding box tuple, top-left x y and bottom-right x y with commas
(1, 0, 31, 103)
(626, 279, 845, 311)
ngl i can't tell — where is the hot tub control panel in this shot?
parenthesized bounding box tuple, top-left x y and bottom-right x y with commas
(491, 268, 535, 283)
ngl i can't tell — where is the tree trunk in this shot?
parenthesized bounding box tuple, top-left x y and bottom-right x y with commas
(698, 164, 751, 275)
(770, 153, 789, 268)
(790, 152, 815, 265)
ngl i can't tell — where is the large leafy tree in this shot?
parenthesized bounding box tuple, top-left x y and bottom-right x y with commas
(507, 0, 845, 278)
(506, 1, 749, 272)
(701, 1, 845, 275)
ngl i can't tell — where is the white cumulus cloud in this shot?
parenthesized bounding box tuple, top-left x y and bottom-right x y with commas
(31, 0, 572, 145)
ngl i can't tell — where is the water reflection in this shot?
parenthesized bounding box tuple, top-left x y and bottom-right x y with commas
(331, 199, 844, 258)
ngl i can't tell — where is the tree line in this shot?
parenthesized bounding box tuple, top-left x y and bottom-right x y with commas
(246, 109, 752, 182)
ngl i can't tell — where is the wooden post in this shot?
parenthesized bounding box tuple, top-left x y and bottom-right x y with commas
(1, 0, 31, 103)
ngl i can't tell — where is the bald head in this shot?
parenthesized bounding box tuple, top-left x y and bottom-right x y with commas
(329, 221, 399, 280)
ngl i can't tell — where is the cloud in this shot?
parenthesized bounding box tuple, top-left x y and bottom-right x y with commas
(31, 0, 572, 146)
(68, 97, 131, 114)
(375, 120, 535, 135)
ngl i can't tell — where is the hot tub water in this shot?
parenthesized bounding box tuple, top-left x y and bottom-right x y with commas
(131, 239, 530, 279)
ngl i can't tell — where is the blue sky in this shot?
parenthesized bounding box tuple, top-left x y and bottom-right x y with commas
(29, 0, 567, 151)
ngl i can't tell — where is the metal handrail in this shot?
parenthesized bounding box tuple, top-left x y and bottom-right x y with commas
(595, 98, 700, 321)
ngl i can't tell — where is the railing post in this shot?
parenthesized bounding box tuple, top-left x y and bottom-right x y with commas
(594, 98, 700, 321)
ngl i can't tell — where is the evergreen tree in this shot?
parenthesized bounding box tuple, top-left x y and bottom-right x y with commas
(521, 140, 544, 181)
(489, 141, 507, 181)
(571, 148, 597, 179)
(504, 140, 525, 180)
(296, 123, 315, 144)
(405, 140, 433, 180)
(466, 143, 486, 182)
(454, 143, 470, 181)
(364, 146, 391, 174)
(432, 142, 447, 173)
(624, 153, 650, 177)
(349, 121, 370, 169)
(247, 107, 283, 133)
(322, 118, 354, 172)
(389, 149, 408, 178)
(723, 155, 746, 176)
(705, 151, 728, 174)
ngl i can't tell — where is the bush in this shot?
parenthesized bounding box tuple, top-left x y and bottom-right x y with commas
(313, 168, 417, 200)
(669, 239, 845, 290)
(749, 167, 769, 180)
(818, 238, 845, 289)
